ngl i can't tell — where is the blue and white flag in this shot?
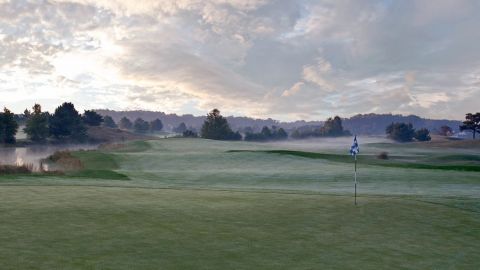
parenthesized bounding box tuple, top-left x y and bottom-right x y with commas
(350, 135, 359, 156)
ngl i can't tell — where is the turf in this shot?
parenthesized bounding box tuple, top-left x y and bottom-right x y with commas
(0, 138, 479, 269)
(0, 186, 478, 270)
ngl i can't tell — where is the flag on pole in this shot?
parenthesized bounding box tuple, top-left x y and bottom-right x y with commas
(350, 135, 359, 205)
(350, 135, 359, 156)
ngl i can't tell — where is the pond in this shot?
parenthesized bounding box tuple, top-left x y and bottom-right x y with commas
(0, 144, 99, 172)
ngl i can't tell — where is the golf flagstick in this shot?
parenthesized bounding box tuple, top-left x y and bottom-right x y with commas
(350, 135, 359, 205)
(354, 154, 357, 205)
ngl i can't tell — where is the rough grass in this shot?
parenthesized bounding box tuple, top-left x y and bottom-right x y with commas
(0, 163, 33, 174)
(47, 150, 84, 171)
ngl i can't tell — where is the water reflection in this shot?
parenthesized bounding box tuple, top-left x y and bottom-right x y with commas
(0, 144, 98, 172)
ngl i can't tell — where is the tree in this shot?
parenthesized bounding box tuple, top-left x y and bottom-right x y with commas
(460, 112, 480, 139)
(24, 104, 49, 142)
(386, 122, 415, 142)
(49, 102, 86, 141)
(201, 109, 240, 140)
(150, 119, 163, 132)
(133, 118, 150, 133)
(275, 128, 288, 140)
(261, 126, 272, 138)
(438, 125, 453, 136)
(321, 116, 346, 136)
(0, 113, 4, 143)
(83, 110, 103, 126)
(119, 117, 133, 130)
(0, 108, 19, 144)
(414, 128, 431, 142)
(244, 126, 288, 141)
(23, 109, 31, 119)
(173, 122, 187, 133)
(183, 130, 198, 138)
(103, 116, 118, 128)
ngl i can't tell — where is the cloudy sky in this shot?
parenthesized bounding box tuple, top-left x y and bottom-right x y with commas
(0, 0, 479, 121)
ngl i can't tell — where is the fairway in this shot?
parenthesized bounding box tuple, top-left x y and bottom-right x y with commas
(0, 138, 479, 269)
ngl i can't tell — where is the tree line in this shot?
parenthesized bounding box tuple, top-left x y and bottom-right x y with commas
(116, 116, 164, 134)
(0, 102, 166, 144)
(290, 116, 351, 139)
(385, 112, 479, 142)
(2, 103, 477, 144)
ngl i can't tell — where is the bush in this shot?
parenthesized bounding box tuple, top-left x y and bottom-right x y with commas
(183, 130, 198, 138)
(133, 118, 150, 134)
(83, 110, 103, 126)
(119, 117, 133, 130)
(414, 128, 431, 141)
(103, 116, 118, 128)
(174, 123, 187, 133)
(46, 151, 84, 171)
(0, 164, 33, 174)
(386, 122, 415, 142)
(150, 119, 163, 132)
(377, 152, 389, 160)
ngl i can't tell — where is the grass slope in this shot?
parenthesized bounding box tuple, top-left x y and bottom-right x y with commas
(68, 151, 129, 180)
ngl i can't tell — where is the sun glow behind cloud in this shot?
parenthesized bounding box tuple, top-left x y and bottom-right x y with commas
(0, 0, 479, 120)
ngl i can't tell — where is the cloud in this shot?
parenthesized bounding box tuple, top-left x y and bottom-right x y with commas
(301, 57, 334, 91)
(282, 82, 304, 97)
(0, 0, 479, 121)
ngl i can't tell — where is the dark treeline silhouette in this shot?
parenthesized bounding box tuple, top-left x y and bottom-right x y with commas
(95, 110, 462, 135)
(343, 113, 461, 135)
(245, 126, 288, 141)
(201, 109, 241, 140)
(460, 112, 480, 139)
(103, 116, 117, 128)
(438, 125, 453, 136)
(386, 122, 431, 142)
(116, 116, 164, 134)
(173, 122, 187, 133)
(291, 116, 351, 139)
(182, 130, 198, 138)
(0, 108, 19, 144)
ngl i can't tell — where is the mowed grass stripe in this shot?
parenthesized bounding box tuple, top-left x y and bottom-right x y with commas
(228, 150, 480, 172)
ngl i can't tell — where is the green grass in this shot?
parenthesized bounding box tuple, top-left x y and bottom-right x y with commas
(67, 151, 129, 180)
(0, 186, 478, 270)
(228, 150, 480, 172)
(0, 138, 479, 269)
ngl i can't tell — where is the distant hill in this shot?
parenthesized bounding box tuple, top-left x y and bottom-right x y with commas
(94, 110, 462, 135)
(343, 114, 462, 135)
(95, 109, 323, 132)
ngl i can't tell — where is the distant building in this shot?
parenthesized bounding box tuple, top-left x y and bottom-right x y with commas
(449, 131, 473, 140)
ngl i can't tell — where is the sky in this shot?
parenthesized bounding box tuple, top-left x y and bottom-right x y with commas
(0, 0, 479, 121)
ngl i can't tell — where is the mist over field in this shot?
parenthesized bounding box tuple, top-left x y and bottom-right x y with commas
(0, 144, 98, 171)
(1, 0, 480, 269)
